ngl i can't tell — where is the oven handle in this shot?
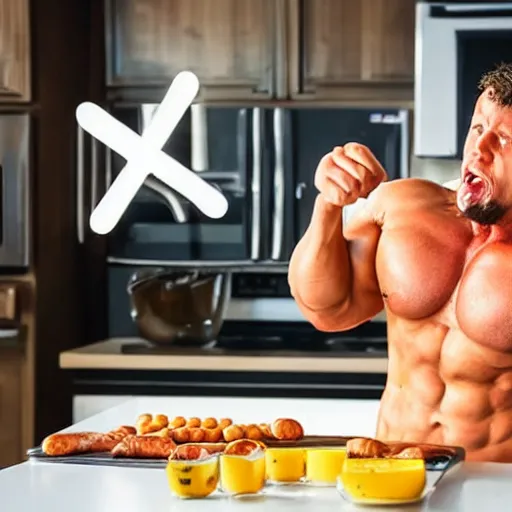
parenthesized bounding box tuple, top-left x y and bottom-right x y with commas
(74, 378, 385, 392)
(76, 124, 85, 244)
(271, 108, 285, 260)
(250, 108, 262, 261)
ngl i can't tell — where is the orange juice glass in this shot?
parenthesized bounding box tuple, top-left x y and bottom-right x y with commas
(265, 447, 306, 484)
(220, 450, 266, 496)
(166, 456, 219, 499)
(305, 447, 347, 486)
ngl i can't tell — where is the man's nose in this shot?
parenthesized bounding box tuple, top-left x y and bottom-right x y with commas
(474, 130, 496, 162)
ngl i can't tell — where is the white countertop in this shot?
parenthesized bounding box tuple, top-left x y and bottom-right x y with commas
(59, 338, 388, 373)
(2, 396, 512, 511)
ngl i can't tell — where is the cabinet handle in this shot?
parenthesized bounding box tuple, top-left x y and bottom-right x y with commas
(76, 125, 85, 244)
(295, 182, 307, 200)
(251, 108, 262, 261)
(271, 108, 285, 260)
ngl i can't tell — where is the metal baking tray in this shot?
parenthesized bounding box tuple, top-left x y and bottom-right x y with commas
(27, 434, 465, 476)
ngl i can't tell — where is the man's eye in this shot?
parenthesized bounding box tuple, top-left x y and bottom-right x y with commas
(472, 124, 484, 134)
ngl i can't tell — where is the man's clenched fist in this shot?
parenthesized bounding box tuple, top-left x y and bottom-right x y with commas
(314, 143, 387, 207)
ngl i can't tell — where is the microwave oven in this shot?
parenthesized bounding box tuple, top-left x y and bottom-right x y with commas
(77, 104, 410, 268)
(415, 1, 512, 158)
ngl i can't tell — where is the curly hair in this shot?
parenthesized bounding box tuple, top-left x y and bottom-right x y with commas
(478, 62, 512, 107)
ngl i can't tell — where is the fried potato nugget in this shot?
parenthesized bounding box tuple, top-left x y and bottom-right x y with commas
(271, 418, 304, 441)
(222, 425, 244, 443)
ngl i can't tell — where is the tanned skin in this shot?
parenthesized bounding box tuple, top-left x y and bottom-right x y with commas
(289, 65, 512, 462)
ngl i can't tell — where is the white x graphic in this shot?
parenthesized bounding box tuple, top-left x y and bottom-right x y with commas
(75, 71, 229, 235)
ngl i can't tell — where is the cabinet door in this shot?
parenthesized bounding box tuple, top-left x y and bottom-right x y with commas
(0, 0, 31, 102)
(0, 355, 21, 467)
(289, 0, 415, 104)
(106, 0, 277, 100)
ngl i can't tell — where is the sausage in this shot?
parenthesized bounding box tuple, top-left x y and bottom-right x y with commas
(346, 438, 390, 458)
(111, 435, 176, 458)
(346, 437, 455, 460)
(42, 426, 136, 456)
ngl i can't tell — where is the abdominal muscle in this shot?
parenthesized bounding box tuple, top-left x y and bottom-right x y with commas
(375, 320, 512, 463)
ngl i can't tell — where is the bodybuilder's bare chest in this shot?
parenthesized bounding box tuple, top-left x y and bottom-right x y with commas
(376, 225, 512, 351)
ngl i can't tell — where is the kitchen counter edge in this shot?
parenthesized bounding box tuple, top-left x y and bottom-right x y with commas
(59, 338, 388, 373)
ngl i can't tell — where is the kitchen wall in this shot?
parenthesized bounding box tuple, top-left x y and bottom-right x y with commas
(411, 156, 462, 185)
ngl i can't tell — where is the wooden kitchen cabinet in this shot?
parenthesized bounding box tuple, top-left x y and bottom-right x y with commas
(105, 0, 415, 104)
(288, 0, 415, 103)
(105, 0, 278, 101)
(0, 354, 22, 467)
(0, 0, 31, 102)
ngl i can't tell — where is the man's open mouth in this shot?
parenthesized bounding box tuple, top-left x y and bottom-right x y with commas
(458, 168, 491, 209)
(464, 169, 485, 186)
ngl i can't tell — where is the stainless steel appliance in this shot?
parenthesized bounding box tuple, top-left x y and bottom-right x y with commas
(94, 105, 409, 267)
(109, 269, 387, 355)
(127, 268, 231, 345)
(0, 114, 30, 269)
(80, 104, 395, 402)
(415, 1, 512, 158)
(88, 270, 389, 401)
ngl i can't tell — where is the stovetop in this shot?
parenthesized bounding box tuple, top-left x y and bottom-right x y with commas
(120, 321, 388, 358)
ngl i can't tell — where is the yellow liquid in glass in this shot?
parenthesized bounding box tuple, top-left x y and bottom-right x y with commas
(265, 448, 306, 482)
(220, 453, 266, 495)
(306, 448, 347, 484)
(166, 457, 219, 499)
(340, 458, 426, 501)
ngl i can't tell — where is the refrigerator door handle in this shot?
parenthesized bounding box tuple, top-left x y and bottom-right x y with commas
(271, 107, 285, 260)
(76, 124, 85, 244)
(90, 137, 99, 212)
(250, 108, 262, 261)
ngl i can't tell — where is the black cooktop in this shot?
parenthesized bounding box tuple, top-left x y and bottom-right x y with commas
(120, 321, 388, 358)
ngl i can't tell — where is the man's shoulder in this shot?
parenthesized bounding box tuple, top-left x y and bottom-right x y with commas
(345, 178, 455, 233)
(370, 178, 453, 211)
(376, 177, 449, 197)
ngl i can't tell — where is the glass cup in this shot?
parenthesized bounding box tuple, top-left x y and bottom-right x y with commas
(304, 447, 347, 486)
(265, 447, 306, 485)
(336, 457, 428, 505)
(166, 455, 220, 499)
(219, 450, 266, 497)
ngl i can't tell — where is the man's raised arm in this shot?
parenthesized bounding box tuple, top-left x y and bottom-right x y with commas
(288, 144, 386, 331)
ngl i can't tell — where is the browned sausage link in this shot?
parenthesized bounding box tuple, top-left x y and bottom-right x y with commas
(111, 435, 177, 458)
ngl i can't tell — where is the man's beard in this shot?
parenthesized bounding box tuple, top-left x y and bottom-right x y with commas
(462, 201, 506, 225)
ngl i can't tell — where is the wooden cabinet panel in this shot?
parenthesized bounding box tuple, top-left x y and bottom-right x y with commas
(0, 356, 21, 467)
(0, 0, 31, 102)
(360, 0, 415, 83)
(106, 0, 276, 100)
(289, 0, 415, 103)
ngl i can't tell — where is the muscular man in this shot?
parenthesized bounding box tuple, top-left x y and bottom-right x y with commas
(288, 64, 512, 463)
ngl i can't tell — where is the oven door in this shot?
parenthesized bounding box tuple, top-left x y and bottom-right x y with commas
(0, 114, 30, 269)
(415, 2, 512, 158)
(105, 104, 258, 264)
